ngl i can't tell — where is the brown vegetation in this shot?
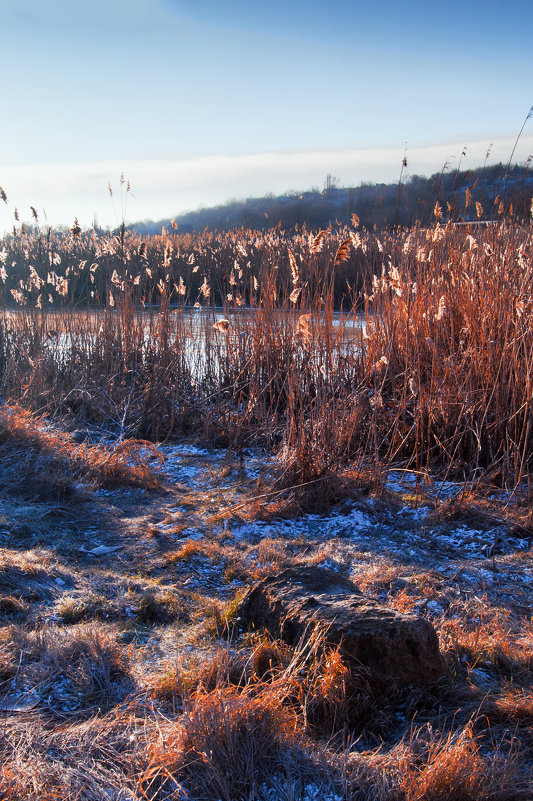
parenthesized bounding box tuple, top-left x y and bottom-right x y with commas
(0, 404, 162, 498)
(0, 216, 532, 507)
(0, 207, 532, 799)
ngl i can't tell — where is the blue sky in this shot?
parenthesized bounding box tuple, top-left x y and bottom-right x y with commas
(1, 0, 531, 228)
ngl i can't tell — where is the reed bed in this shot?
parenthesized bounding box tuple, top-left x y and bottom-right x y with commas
(0, 212, 532, 498)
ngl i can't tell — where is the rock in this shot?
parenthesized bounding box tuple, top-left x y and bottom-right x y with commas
(85, 545, 123, 556)
(0, 690, 40, 712)
(237, 566, 443, 688)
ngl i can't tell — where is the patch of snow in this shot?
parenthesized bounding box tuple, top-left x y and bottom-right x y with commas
(426, 600, 444, 614)
(386, 470, 464, 500)
(476, 569, 496, 582)
(179, 528, 204, 540)
(470, 667, 493, 689)
(398, 505, 431, 522)
(258, 779, 342, 801)
(163, 443, 212, 458)
(230, 504, 375, 543)
(317, 558, 342, 572)
(163, 464, 201, 484)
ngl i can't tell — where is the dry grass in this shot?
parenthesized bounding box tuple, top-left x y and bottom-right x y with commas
(0, 214, 532, 799)
(486, 686, 533, 725)
(394, 723, 524, 801)
(1, 218, 532, 504)
(440, 602, 533, 677)
(0, 712, 146, 801)
(0, 404, 162, 498)
(359, 221, 533, 492)
(0, 604, 531, 800)
(141, 687, 326, 801)
(0, 623, 133, 717)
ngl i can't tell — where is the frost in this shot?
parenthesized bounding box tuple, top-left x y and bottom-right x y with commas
(258, 779, 342, 801)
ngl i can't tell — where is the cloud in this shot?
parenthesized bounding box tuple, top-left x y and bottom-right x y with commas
(1, 134, 531, 230)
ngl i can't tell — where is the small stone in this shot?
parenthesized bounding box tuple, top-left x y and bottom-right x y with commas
(87, 545, 123, 556)
(0, 690, 40, 712)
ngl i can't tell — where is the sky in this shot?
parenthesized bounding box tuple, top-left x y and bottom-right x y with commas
(0, 0, 531, 230)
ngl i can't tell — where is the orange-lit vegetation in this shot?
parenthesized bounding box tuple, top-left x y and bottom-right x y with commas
(0, 615, 531, 799)
(0, 403, 162, 498)
(0, 212, 532, 497)
(0, 200, 532, 799)
(0, 496, 531, 798)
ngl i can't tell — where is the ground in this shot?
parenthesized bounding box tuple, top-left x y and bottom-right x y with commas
(0, 428, 532, 799)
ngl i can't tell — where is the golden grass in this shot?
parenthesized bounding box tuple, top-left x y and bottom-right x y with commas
(396, 723, 522, 801)
(0, 404, 162, 496)
(0, 610, 531, 800)
(0, 213, 533, 799)
(0, 218, 532, 514)
(440, 604, 533, 676)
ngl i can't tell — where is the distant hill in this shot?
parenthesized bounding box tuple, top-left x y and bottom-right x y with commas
(130, 163, 533, 235)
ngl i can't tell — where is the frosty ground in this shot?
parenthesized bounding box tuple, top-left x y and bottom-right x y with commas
(0, 431, 532, 800)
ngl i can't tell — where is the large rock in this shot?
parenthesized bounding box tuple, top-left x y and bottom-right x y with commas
(237, 566, 442, 687)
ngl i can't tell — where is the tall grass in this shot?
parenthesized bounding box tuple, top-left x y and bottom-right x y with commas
(0, 212, 532, 497)
(360, 219, 533, 489)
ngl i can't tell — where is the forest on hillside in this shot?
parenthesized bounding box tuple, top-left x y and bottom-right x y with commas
(133, 162, 533, 234)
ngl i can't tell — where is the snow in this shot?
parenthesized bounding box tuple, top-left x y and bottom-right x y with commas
(148, 440, 530, 596)
(228, 505, 374, 543)
(258, 779, 342, 801)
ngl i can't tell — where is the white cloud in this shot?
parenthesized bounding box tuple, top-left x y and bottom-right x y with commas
(1, 134, 531, 231)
